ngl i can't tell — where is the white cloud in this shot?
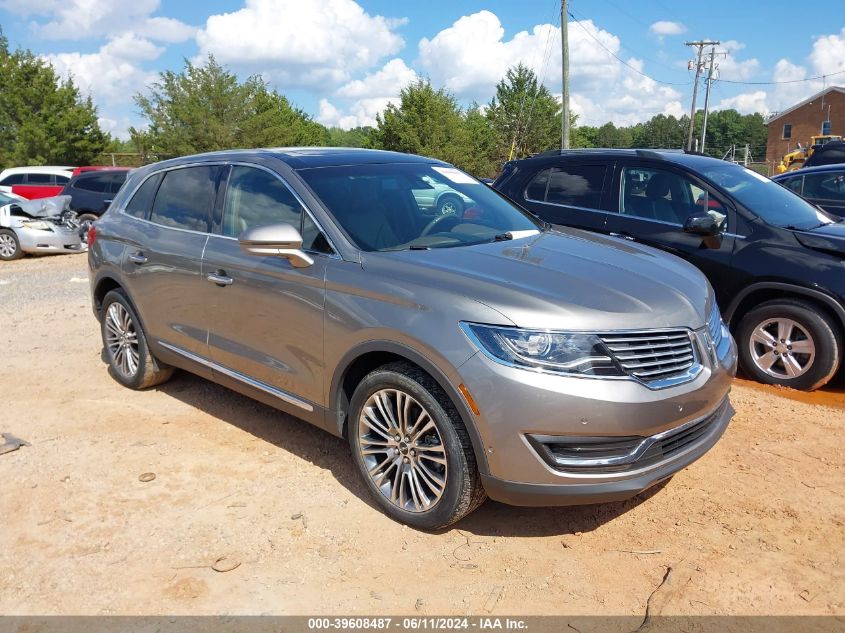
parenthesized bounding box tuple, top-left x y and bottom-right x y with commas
(717, 40, 759, 81)
(196, 0, 406, 89)
(417, 11, 682, 127)
(808, 27, 845, 75)
(716, 90, 770, 115)
(649, 21, 686, 37)
(336, 58, 416, 98)
(43, 33, 161, 108)
(0, 0, 195, 42)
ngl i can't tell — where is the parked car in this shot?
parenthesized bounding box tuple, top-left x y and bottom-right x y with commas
(802, 140, 845, 168)
(773, 164, 845, 215)
(60, 169, 131, 224)
(0, 166, 74, 200)
(411, 175, 473, 215)
(494, 148, 845, 391)
(0, 195, 85, 260)
(89, 148, 735, 529)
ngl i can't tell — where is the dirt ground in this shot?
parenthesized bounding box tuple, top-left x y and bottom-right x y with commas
(0, 253, 842, 617)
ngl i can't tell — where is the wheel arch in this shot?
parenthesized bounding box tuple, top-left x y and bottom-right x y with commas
(725, 282, 845, 336)
(328, 341, 489, 475)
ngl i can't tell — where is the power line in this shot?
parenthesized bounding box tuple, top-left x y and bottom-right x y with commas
(718, 69, 845, 85)
(566, 9, 690, 87)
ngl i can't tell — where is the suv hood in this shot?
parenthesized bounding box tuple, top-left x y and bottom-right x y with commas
(794, 222, 845, 256)
(363, 229, 710, 331)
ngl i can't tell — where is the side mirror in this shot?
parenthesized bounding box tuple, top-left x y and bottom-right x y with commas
(238, 222, 314, 268)
(683, 213, 722, 249)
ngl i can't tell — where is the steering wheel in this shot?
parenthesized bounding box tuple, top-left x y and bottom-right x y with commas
(420, 213, 460, 237)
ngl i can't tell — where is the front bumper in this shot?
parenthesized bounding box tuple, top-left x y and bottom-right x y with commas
(16, 225, 84, 255)
(457, 326, 737, 506)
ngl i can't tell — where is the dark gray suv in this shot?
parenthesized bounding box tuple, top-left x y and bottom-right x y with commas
(88, 148, 736, 529)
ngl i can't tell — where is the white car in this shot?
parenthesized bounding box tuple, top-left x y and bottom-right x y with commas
(0, 195, 85, 261)
(0, 166, 75, 199)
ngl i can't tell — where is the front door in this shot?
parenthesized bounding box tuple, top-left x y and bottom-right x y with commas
(605, 163, 736, 295)
(202, 164, 329, 408)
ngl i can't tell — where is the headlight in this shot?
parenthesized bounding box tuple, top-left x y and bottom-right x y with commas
(22, 220, 53, 231)
(461, 322, 623, 377)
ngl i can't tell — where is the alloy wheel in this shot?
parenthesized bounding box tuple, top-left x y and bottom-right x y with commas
(440, 200, 459, 214)
(749, 317, 815, 379)
(357, 388, 448, 513)
(0, 233, 17, 258)
(104, 302, 140, 378)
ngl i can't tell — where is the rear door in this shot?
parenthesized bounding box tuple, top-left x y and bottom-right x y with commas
(605, 161, 737, 292)
(514, 161, 613, 233)
(120, 164, 222, 359)
(202, 164, 329, 408)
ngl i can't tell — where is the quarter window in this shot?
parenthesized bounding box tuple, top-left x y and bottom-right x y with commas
(150, 166, 218, 232)
(0, 173, 25, 186)
(525, 165, 606, 210)
(125, 173, 162, 219)
(222, 166, 302, 238)
(781, 176, 804, 195)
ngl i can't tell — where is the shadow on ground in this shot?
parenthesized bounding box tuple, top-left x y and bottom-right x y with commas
(154, 371, 667, 538)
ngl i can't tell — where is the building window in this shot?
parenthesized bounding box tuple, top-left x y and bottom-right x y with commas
(822, 121, 832, 135)
(782, 124, 792, 139)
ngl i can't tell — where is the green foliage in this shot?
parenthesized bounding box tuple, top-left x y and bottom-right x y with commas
(133, 56, 327, 159)
(486, 63, 561, 160)
(327, 126, 377, 148)
(0, 30, 107, 167)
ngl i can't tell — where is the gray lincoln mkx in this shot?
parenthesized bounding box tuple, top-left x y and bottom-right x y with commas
(88, 148, 737, 529)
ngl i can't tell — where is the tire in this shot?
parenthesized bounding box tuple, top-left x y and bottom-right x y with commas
(737, 298, 840, 391)
(0, 229, 22, 261)
(348, 361, 486, 530)
(436, 195, 464, 216)
(100, 289, 174, 390)
(78, 212, 98, 224)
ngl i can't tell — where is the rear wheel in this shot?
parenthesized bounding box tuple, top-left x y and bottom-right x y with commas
(100, 289, 174, 389)
(437, 195, 464, 216)
(348, 362, 485, 530)
(0, 229, 22, 261)
(737, 298, 840, 391)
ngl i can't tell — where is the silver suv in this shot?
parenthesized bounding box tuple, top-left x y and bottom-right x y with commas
(88, 148, 737, 529)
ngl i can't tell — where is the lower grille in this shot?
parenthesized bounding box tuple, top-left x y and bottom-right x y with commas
(528, 400, 728, 474)
(599, 330, 696, 384)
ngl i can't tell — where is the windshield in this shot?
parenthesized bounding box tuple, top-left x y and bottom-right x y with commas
(702, 161, 834, 230)
(298, 163, 542, 251)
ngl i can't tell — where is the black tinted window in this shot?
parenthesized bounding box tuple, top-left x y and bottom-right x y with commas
(0, 173, 25, 186)
(525, 169, 550, 201)
(150, 166, 217, 231)
(803, 172, 845, 202)
(525, 165, 605, 209)
(125, 173, 162, 219)
(301, 210, 333, 254)
(56, 174, 70, 184)
(75, 175, 110, 192)
(107, 173, 128, 193)
(780, 176, 803, 194)
(27, 173, 53, 184)
(222, 166, 302, 237)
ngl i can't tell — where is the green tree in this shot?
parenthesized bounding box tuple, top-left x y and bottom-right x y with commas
(0, 30, 107, 167)
(632, 114, 686, 148)
(461, 104, 498, 178)
(374, 79, 468, 166)
(133, 55, 328, 158)
(487, 64, 560, 161)
(327, 126, 377, 148)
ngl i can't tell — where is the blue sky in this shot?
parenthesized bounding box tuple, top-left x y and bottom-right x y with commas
(1, 0, 843, 138)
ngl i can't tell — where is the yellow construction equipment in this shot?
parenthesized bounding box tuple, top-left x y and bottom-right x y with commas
(779, 135, 843, 172)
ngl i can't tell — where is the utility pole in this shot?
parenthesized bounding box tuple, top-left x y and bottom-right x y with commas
(684, 40, 718, 151)
(561, 0, 570, 150)
(700, 44, 719, 153)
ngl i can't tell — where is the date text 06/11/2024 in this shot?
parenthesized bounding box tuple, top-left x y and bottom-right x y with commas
(306, 618, 528, 630)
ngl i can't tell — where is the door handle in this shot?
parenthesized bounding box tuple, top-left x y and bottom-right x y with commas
(128, 252, 148, 264)
(609, 232, 636, 241)
(206, 272, 234, 286)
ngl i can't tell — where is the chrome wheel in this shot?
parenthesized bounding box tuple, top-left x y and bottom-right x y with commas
(0, 233, 17, 258)
(749, 317, 815, 379)
(439, 199, 459, 214)
(104, 302, 140, 378)
(357, 389, 447, 513)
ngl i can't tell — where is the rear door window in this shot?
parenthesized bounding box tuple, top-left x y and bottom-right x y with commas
(803, 172, 845, 202)
(150, 166, 218, 232)
(27, 173, 53, 184)
(525, 165, 606, 209)
(75, 174, 110, 192)
(107, 173, 128, 194)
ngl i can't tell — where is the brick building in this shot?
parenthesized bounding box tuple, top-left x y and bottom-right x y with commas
(765, 86, 845, 166)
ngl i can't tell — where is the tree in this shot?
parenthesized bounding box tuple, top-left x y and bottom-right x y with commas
(632, 114, 687, 149)
(487, 64, 560, 161)
(327, 126, 377, 148)
(0, 30, 107, 167)
(374, 79, 468, 166)
(133, 56, 328, 158)
(461, 104, 498, 178)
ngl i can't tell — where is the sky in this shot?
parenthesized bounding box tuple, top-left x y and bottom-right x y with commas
(1, 0, 844, 139)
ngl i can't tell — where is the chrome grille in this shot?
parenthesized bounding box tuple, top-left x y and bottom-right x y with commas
(599, 330, 695, 383)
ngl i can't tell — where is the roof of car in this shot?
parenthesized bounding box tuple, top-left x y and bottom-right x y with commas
(772, 164, 845, 179)
(519, 148, 722, 168)
(153, 147, 450, 170)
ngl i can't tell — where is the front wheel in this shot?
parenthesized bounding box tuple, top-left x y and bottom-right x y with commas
(737, 298, 840, 391)
(348, 362, 485, 530)
(436, 195, 464, 216)
(0, 229, 22, 261)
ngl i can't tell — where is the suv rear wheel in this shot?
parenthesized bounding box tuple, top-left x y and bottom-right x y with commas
(737, 298, 840, 391)
(100, 289, 174, 389)
(348, 362, 485, 530)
